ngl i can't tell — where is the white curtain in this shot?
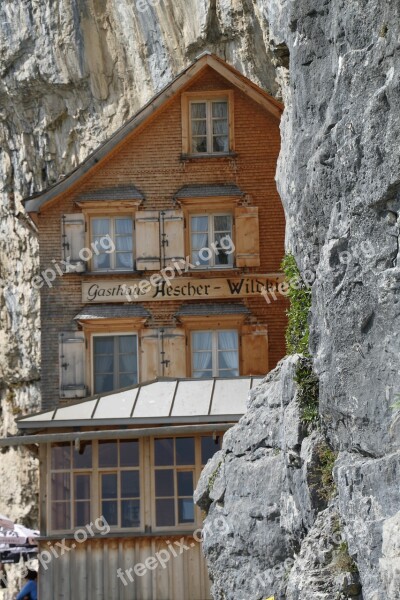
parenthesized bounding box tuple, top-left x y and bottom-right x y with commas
(192, 332, 212, 377)
(115, 218, 133, 269)
(212, 102, 228, 152)
(218, 331, 239, 374)
(191, 216, 209, 265)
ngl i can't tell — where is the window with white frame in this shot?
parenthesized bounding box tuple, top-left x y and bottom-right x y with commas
(98, 440, 140, 529)
(91, 216, 134, 271)
(190, 214, 233, 268)
(191, 330, 239, 378)
(50, 442, 92, 531)
(93, 334, 138, 394)
(190, 99, 229, 154)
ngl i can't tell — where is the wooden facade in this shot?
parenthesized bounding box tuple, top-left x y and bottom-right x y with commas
(21, 53, 286, 600)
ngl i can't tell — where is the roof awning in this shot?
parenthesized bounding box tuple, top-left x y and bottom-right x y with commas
(175, 302, 250, 317)
(174, 183, 244, 199)
(74, 304, 150, 320)
(17, 377, 262, 429)
(76, 185, 144, 202)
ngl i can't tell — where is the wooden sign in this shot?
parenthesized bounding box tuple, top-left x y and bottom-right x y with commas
(82, 274, 283, 303)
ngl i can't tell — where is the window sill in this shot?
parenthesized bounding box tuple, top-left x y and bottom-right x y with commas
(180, 152, 238, 161)
(39, 529, 199, 541)
(84, 270, 139, 277)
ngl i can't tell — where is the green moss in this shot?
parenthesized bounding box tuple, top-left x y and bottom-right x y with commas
(316, 444, 338, 501)
(208, 459, 223, 493)
(281, 253, 312, 356)
(281, 254, 319, 425)
(333, 542, 358, 574)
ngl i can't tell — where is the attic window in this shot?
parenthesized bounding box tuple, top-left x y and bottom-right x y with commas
(182, 91, 234, 156)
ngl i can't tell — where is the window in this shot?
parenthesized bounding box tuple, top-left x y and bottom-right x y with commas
(93, 334, 138, 394)
(48, 435, 222, 533)
(91, 216, 134, 271)
(190, 99, 229, 154)
(192, 330, 239, 378)
(98, 440, 140, 529)
(191, 214, 233, 268)
(50, 442, 92, 531)
(154, 438, 195, 528)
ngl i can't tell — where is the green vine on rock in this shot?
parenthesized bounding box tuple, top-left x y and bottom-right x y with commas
(281, 253, 319, 425)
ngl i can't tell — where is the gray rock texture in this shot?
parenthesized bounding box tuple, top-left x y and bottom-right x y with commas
(196, 0, 400, 598)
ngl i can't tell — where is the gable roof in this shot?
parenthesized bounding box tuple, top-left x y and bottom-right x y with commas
(23, 52, 283, 215)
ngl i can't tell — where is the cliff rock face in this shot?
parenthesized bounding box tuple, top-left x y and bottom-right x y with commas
(0, 1, 399, 599)
(196, 0, 400, 599)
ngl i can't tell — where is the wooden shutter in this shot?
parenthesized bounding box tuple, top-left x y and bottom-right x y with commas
(140, 329, 160, 381)
(135, 211, 161, 271)
(161, 210, 185, 268)
(241, 325, 269, 376)
(234, 206, 260, 267)
(59, 332, 87, 399)
(162, 328, 187, 378)
(61, 214, 86, 271)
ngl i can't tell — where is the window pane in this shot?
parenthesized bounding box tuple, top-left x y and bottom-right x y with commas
(52, 502, 70, 530)
(92, 218, 110, 236)
(191, 103, 206, 119)
(102, 474, 117, 499)
(51, 473, 71, 501)
(191, 216, 208, 233)
(155, 438, 174, 466)
(212, 120, 228, 136)
(121, 471, 140, 498)
(119, 353, 137, 373)
(120, 440, 139, 467)
(218, 330, 238, 350)
(115, 218, 133, 235)
(75, 474, 90, 500)
(156, 499, 175, 527)
(75, 501, 90, 527)
(155, 470, 174, 497)
(177, 471, 194, 496)
(192, 331, 212, 351)
(93, 252, 111, 270)
(94, 337, 114, 355)
(115, 253, 133, 269)
(192, 137, 207, 153)
(99, 441, 118, 468)
(119, 372, 137, 388)
(121, 500, 140, 527)
(218, 351, 239, 370)
(176, 438, 195, 466)
(213, 135, 229, 153)
(51, 443, 71, 470)
(119, 335, 136, 355)
(73, 443, 92, 469)
(94, 355, 114, 374)
(102, 501, 118, 526)
(95, 374, 114, 394)
(214, 215, 231, 232)
(201, 436, 221, 464)
(191, 120, 207, 136)
(212, 101, 228, 118)
(178, 499, 194, 524)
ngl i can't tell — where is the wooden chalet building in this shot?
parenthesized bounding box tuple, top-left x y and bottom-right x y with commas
(16, 53, 287, 600)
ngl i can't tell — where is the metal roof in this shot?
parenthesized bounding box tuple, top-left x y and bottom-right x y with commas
(74, 304, 150, 320)
(174, 184, 244, 199)
(17, 377, 263, 429)
(76, 185, 144, 202)
(176, 303, 250, 317)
